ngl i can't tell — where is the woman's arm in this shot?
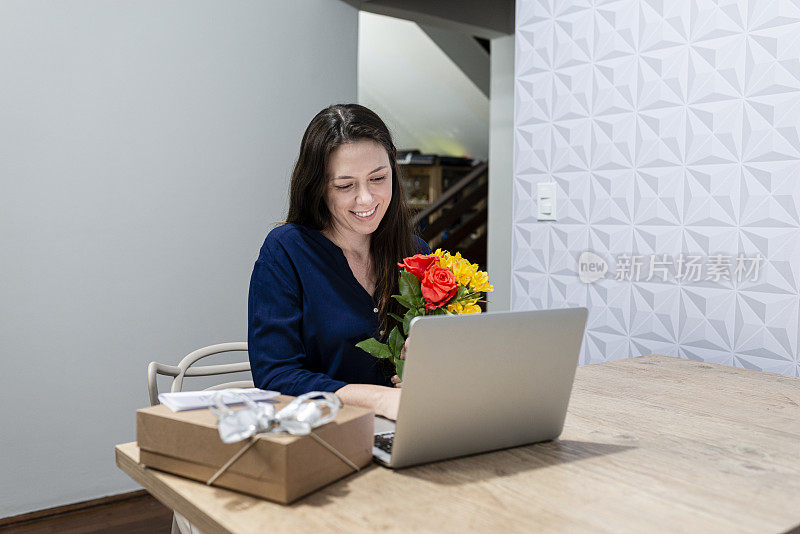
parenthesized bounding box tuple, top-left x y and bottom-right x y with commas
(249, 240, 348, 395)
(335, 384, 401, 420)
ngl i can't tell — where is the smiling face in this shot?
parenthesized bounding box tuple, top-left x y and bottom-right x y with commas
(323, 139, 392, 245)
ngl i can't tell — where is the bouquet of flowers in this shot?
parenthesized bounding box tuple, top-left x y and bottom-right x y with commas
(356, 248, 494, 380)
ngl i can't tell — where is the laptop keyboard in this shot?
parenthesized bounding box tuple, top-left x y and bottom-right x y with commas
(374, 432, 395, 454)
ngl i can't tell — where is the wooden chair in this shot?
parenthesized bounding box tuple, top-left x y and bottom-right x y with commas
(147, 342, 252, 406)
(146, 342, 252, 534)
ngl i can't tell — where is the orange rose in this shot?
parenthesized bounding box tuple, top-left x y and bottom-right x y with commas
(397, 254, 439, 281)
(420, 265, 457, 309)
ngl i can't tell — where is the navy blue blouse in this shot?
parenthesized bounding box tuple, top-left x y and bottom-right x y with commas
(248, 223, 431, 396)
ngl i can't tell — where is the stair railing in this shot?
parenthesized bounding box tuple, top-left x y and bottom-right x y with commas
(412, 162, 489, 267)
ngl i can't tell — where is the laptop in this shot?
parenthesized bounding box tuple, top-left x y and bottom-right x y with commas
(372, 307, 588, 468)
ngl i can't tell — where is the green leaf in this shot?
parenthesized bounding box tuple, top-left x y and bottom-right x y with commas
(398, 271, 414, 297)
(455, 285, 470, 301)
(399, 271, 423, 308)
(393, 357, 405, 381)
(392, 294, 414, 309)
(387, 326, 404, 358)
(410, 274, 423, 300)
(388, 312, 404, 325)
(355, 338, 392, 359)
(402, 307, 420, 335)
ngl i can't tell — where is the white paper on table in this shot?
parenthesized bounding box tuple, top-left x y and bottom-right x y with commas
(158, 388, 280, 412)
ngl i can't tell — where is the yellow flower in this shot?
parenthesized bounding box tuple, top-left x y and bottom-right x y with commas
(451, 258, 479, 287)
(469, 271, 494, 293)
(434, 249, 453, 269)
(446, 300, 481, 314)
(446, 301, 464, 314)
(431, 249, 492, 292)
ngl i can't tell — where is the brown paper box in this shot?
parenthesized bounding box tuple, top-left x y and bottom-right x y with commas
(136, 395, 374, 503)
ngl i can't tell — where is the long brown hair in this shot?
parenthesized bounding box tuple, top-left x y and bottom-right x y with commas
(286, 103, 420, 346)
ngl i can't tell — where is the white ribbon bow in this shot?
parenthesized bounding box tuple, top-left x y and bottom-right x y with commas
(210, 390, 342, 443)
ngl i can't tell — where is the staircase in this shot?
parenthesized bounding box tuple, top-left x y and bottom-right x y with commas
(413, 161, 488, 268)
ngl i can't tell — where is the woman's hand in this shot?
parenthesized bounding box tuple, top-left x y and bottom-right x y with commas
(391, 338, 411, 388)
(335, 384, 401, 420)
(376, 387, 401, 420)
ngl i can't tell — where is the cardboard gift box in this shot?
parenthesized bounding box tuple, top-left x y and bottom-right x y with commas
(136, 395, 374, 504)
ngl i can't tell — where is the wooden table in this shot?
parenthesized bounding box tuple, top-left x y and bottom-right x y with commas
(116, 355, 800, 533)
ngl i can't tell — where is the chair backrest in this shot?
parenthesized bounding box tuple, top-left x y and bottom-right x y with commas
(147, 342, 253, 406)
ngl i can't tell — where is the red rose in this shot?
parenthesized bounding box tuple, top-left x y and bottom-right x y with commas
(397, 254, 439, 281)
(420, 265, 458, 309)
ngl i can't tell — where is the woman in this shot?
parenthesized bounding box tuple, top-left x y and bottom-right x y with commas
(248, 103, 431, 420)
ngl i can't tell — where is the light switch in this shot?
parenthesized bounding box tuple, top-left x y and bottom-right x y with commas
(537, 182, 557, 221)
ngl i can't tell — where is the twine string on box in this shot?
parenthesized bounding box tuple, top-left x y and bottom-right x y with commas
(206, 431, 360, 486)
(206, 391, 362, 486)
(309, 432, 360, 470)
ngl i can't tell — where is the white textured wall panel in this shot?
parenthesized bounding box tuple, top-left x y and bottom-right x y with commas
(513, 0, 800, 376)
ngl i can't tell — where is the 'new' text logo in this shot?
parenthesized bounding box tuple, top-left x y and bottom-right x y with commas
(578, 251, 607, 283)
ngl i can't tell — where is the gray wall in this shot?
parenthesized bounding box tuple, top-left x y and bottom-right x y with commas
(0, 0, 358, 517)
(487, 34, 515, 312)
(512, 0, 800, 376)
(345, 0, 514, 39)
(358, 11, 489, 159)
